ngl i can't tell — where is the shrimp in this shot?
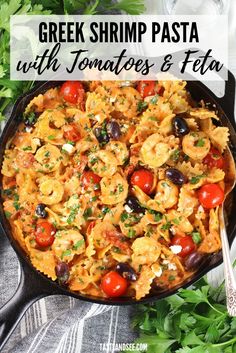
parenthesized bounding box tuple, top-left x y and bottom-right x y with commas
(182, 132, 210, 160)
(105, 141, 129, 165)
(156, 179, 179, 209)
(38, 178, 64, 205)
(88, 150, 118, 177)
(131, 237, 161, 267)
(35, 144, 62, 173)
(141, 133, 178, 168)
(100, 172, 128, 205)
(52, 229, 85, 262)
(113, 87, 141, 119)
(34, 110, 66, 144)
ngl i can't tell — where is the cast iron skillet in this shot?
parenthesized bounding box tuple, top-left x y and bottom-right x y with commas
(0, 73, 236, 350)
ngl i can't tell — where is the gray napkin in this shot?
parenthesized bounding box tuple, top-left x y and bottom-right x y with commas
(0, 235, 138, 353)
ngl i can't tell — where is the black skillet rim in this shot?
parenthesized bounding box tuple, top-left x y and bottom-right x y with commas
(0, 78, 235, 306)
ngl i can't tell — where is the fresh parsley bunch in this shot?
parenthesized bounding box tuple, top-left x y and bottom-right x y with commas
(0, 0, 146, 122)
(126, 277, 236, 353)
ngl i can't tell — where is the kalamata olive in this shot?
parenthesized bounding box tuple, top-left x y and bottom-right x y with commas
(184, 251, 208, 271)
(55, 262, 69, 284)
(172, 116, 190, 137)
(125, 196, 145, 213)
(115, 262, 137, 281)
(35, 203, 48, 218)
(93, 126, 110, 145)
(106, 120, 122, 140)
(165, 168, 186, 185)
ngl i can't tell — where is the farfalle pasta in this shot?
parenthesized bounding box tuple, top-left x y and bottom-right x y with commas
(1, 80, 232, 300)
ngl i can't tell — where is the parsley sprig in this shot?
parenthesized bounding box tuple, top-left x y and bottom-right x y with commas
(124, 276, 236, 353)
(0, 0, 145, 121)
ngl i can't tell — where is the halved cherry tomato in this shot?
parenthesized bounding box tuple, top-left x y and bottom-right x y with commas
(171, 235, 196, 258)
(198, 183, 224, 209)
(137, 81, 163, 98)
(63, 123, 81, 142)
(101, 271, 128, 297)
(60, 81, 85, 105)
(35, 221, 56, 247)
(130, 169, 154, 195)
(81, 171, 101, 189)
(203, 147, 224, 169)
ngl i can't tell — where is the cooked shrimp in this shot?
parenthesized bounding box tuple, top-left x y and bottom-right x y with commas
(88, 150, 118, 177)
(100, 172, 128, 204)
(141, 133, 170, 168)
(105, 141, 129, 165)
(156, 179, 179, 209)
(52, 229, 85, 262)
(182, 132, 210, 160)
(38, 178, 64, 205)
(131, 237, 161, 267)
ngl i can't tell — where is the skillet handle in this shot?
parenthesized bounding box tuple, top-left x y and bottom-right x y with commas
(0, 261, 50, 351)
(219, 70, 236, 126)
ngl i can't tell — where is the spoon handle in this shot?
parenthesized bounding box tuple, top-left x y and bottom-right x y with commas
(219, 207, 236, 316)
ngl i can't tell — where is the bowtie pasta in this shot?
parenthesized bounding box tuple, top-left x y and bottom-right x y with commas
(1, 80, 231, 300)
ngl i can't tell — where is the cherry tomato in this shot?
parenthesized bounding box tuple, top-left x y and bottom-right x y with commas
(137, 81, 163, 98)
(130, 169, 154, 195)
(203, 147, 224, 169)
(35, 221, 56, 247)
(63, 123, 81, 142)
(81, 171, 101, 189)
(101, 271, 128, 297)
(198, 183, 224, 209)
(171, 235, 196, 258)
(60, 81, 85, 104)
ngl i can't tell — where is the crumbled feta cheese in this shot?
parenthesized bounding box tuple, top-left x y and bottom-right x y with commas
(170, 245, 182, 254)
(124, 204, 133, 214)
(168, 263, 177, 271)
(109, 97, 116, 103)
(62, 143, 75, 154)
(26, 127, 33, 133)
(162, 259, 170, 265)
(170, 226, 176, 235)
(198, 205, 204, 213)
(151, 265, 163, 277)
(33, 138, 41, 146)
(95, 114, 101, 122)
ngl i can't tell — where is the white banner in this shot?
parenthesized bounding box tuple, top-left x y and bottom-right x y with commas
(10, 15, 228, 81)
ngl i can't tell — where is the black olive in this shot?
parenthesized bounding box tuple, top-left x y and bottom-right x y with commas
(184, 251, 208, 271)
(126, 196, 145, 214)
(106, 121, 122, 140)
(172, 116, 190, 137)
(93, 127, 110, 145)
(35, 203, 48, 218)
(115, 263, 137, 281)
(165, 168, 187, 185)
(55, 262, 69, 284)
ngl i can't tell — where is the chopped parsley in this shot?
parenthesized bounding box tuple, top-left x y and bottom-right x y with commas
(196, 138, 205, 147)
(121, 212, 129, 222)
(192, 231, 202, 244)
(67, 204, 80, 224)
(189, 174, 206, 184)
(83, 207, 92, 220)
(150, 95, 159, 104)
(22, 146, 32, 151)
(47, 135, 56, 140)
(170, 148, 180, 162)
(4, 211, 12, 219)
(161, 221, 172, 231)
(73, 239, 85, 250)
(61, 249, 72, 258)
(127, 229, 136, 238)
(137, 100, 148, 113)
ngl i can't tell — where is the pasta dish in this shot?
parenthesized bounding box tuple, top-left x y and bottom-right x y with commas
(1, 80, 229, 300)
